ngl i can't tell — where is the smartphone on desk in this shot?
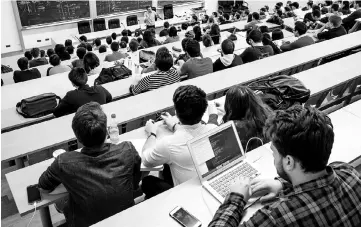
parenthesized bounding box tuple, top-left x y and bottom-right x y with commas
(27, 184, 41, 205)
(170, 206, 202, 227)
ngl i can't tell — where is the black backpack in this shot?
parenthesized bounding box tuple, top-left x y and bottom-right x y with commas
(1, 64, 13, 74)
(248, 75, 311, 110)
(16, 93, 60, 118)
(94, 65, 132, 85)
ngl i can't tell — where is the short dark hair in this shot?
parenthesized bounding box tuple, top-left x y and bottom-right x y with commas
(121, 36, 129, 44)
(77, 43, 87, 49)
(181, 37, 192, 51)
(264, 105, 334, 173)
(181, 23, 189, 30)
(66, 46, 74, 55)
(164, 21, 170, 28)
(329, 15, 342, 27)
(119, 41, 127, 49)
(47, 48, 55, 58)
(40, 50, 45, 57)
(218, 16, 225, 23)
(17, 57, 29, 70)
(110, 42, 119, 52)
(276, 9, 283, 17)
(99, 45, 107, 53)
(276, 2, 283, 7)
(173, 85, 208, 125)
(30, 48, 40, 58)
(72, 102, 107, 147)
(79, 35, 87, 42)
(65, 39, 72, 47)
(68, 67, 88, 86)
(252, 12, 260, 20)
(111, 32, 117, 40)
(185, 39, 201, 57)
(106, 36, 112, 45)
(146, 5, 151, 9)
(202, 34, 213, 47)
(272, 28, 284, 40)
(224, 13, 230, 20)
(291, 2, 299, 8)
(55, 44, 66, 56)
(49, 54, 61, 66)
(294, 21, 307, 35)
(129, 40, 139, 52)
(312, 9, 321, 18)
(94, 38, 101, 47)
(121, 29, 128, 36)
(221, 39, 235, 54)
(249, 29, 263, 43)
(331, 3, 339, 11)
(76, 47, 87, 59)
(86, 43, 92, 51)
(259, 25, 269, 33)
(312, 5, 321, 11)
(24, 51, 33, 60)
(228, 34, 238, 41)
(83, 52, 100, 74)
(155, 47, 173, 71)
(169, 26, 178, 37)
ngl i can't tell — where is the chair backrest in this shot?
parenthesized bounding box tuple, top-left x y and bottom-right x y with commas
(164, 4, 174, 19)
(108, 18, 120, 29)
(126, 15, 138, 26)
(93, 18, 106, 32)
(78, 20, 91, 34)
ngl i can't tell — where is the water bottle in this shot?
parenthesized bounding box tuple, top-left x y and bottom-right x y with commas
(128, 56, 133, 69)
(109, 113, 120, 144)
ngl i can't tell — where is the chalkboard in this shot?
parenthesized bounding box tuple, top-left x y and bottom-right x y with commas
(96, 0, 152, 16)
(158, 0, 202, 7)
(16, 1, 90, 27)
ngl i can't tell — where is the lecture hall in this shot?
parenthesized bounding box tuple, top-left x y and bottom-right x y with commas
(1, 0, 361, 226)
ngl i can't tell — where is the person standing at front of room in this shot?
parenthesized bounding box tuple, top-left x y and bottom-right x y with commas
(144, 6, 162, 29)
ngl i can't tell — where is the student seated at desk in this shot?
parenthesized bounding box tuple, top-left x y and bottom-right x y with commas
(29, 47, 48, 68)
(290, 2, 303, 18)
(339, 0, 351, 15)
(84, 52, 100, 75)
(163, 26, 180, 44)
(71, 47, 86, 68)
(266, 9, 284, 25)
(208, 86, 271, 151)
(315, 15, 347, 40)
(193, 25, 203, 42)
(130, 47, 179, 95)
(79, 35, 87, 42)
(280, 21, 315, 52)
(66, 45, 75, 59)
(55, 44, 71, 61)
(13, 57, 41, 83)
(178, 39, 213, 79)
(105, 36, 112, 47)
(208, 105, 361, 227)
(93, 38, 101, 51)
(209, 24, 221, 44)
(47, 54, 71, 76)
(141, 85, 217, 198)
(40, 102, 141, 227)
(53, 67, 112, 117)
(244, 12, 262, 30)
(303, 9, 322, 29)
(46, 48, 55, 58)
(240, 29, 274, 64)
(213, 39, 243, 72)
(174, 37, 192, 65)
(160, 21, 170, 37)
(342, 1, 361, 31)
(140, 30, 161, 48)
(99, 45, 107, 53)
(104, 42, 128, 62)
(24, 50, 32, 61)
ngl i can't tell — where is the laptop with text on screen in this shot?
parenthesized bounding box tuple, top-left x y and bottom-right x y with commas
(187, 121, 260, 202)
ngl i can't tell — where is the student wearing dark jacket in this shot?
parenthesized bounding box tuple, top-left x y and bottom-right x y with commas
(39, 102, 141, 227)
(213, 39, 243, 72)
(315, 15, 347, 40)
(29, 47, 48, 68)
(266, 9, 284, 25)
(53, 67, 112, 117)
(240, 30, 274, 63)
(342, 1, 361, 30)
(13, 57, 41, 83)
(280, 21, 315, 52)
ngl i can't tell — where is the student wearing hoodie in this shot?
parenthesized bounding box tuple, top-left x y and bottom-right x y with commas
(213, 39, 243, 72)
(53, 67, 112, 117)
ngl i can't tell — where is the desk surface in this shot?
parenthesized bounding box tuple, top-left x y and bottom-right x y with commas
(344, 100, 361, 118)
(2, 31, 361, 163)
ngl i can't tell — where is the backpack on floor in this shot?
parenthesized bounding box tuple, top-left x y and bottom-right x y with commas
(16, 93, 60, 118)
(248, 75, 310, 110)
(94, 65, 132, 85)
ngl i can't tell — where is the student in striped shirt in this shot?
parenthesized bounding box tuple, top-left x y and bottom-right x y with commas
(130, 47, 179, 95)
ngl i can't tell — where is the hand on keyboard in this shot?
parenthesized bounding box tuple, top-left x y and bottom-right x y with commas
(230, 176, 252, 201)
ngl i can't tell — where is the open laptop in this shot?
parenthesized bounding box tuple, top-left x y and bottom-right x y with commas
(187, 121, 260, 202)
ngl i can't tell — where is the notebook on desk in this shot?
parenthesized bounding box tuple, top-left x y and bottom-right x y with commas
(187, 121, 260, 202)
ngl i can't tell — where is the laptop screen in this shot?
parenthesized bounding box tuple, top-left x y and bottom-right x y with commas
(190, 124, 244, 178)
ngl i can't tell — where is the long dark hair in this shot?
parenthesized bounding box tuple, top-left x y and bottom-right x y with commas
(143, 30, 157, 47)
(83, 52, 100, 74)
(223, 85, 272, 131)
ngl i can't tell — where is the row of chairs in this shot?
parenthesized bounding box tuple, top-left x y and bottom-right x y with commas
(78, 5, 174, 34)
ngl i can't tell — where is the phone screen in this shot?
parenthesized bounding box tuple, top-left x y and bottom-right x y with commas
(27, 184, 41, 204)
(171, 207, 200, 227)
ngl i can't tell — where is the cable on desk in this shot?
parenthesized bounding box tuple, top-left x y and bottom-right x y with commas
(245, 137, 263, 153)
(27, 202, 37, 227)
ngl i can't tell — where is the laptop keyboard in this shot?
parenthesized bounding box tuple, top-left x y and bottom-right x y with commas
(209, 162, 259, 198)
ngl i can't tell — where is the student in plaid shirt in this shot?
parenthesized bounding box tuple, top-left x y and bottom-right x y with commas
(209, 105, 361, 227)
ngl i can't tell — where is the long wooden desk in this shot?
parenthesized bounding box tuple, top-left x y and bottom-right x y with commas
(2, 32, 361, 167)
(6, 105, 361, 227)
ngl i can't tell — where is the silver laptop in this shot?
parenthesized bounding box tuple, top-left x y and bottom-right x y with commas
(187, 121, 260, 202)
